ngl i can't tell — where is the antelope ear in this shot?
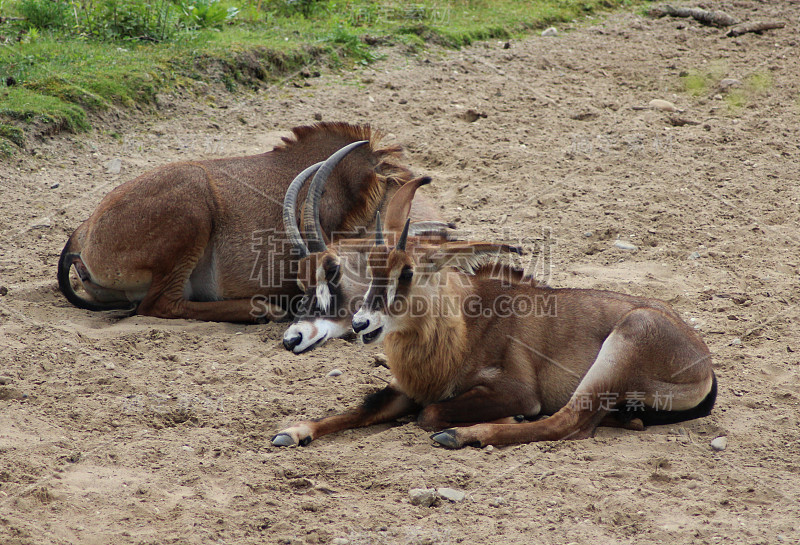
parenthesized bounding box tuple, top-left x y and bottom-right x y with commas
(383, 176, 432, 234)
(418, 242, 522, 274)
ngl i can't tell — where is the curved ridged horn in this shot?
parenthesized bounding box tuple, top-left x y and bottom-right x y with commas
(303, 140, 370, 253)
(375, 211, 385, 245)
(283, 161, 323, 258)
(396, 218, 411, 251)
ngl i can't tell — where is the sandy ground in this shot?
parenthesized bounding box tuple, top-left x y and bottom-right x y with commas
(2, 1, 800, 543)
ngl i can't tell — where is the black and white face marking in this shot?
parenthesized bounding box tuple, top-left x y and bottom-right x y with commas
(352, 263, 413, 345)
(283, 261, 349, 354)
(283, 317, 350, 354)
(352, 296, 386, 345)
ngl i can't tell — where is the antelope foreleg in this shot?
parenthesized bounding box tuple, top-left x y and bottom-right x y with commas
(417, 383, 538, 431)
(272, 385, 419, 447)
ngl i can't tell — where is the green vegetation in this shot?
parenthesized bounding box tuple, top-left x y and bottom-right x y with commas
(680, 60, 728, 97)
(680, 61, 773, 111)
(0, 0, 643, 155)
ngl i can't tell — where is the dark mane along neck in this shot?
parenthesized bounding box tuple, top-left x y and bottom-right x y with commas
(278, 122, 378, 150)
(472, 262, 543, 287)
(274, 122, 414, 237)
(274, 122, 409, 177)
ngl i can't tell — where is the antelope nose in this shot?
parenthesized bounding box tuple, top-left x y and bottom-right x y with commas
(283, 332, 302, 351)
(352, 318, 370, 333)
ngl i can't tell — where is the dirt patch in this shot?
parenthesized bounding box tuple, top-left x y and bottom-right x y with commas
(1, 1, 799, 543)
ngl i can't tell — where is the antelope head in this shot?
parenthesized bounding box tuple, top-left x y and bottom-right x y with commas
(352, 225, 521, 345)
(281, 147, 450, 353)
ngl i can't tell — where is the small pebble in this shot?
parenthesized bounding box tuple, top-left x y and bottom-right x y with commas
(489, 496, 507, 507)
(30, 217, 51, 230)
(182, 445, 195, 453)
(614, 240, 638, 251)
(717, 78, 741, 92)
(583, 231, 593, 238)
(484, 445, 494, 452)
(437, 487, 466, 502)
(730, 337, 742, 346)
(326, 369, 342, 377)
(50, 183, 60, 189)
(331, 539, 350, 545)
(0, 375, 13, 385)
(711, 436, 727, 451)
(649, 99, 680, 112)
(409, 488, 437, 507)
(313, 113, 323, 121)
(104, 362, 116, 370)
(0, 286, 7, 296)
(105, 158, 122, 174)
(541, 27, 558, 37)
(688, 251, 701, 260)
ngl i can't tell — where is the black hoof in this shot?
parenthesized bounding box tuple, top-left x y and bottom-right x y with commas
(299, 436, 312, 447)
(271, 433, 295, 447)
(430, 429, 461, 449)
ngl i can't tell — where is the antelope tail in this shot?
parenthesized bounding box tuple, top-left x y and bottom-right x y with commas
(57, 239, 135, 312)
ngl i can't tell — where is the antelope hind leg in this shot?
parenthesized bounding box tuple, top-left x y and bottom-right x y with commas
(136, 265, 287, 323)
(157, 298, 287, 323)
(272, 384, 420, 447)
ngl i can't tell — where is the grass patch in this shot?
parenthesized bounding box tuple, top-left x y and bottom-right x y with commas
(745, 72, 772, 93)
(724, 72, 773, 111)
(681, 61, 774, 110)
(0, 122, 25, 156)
(680, 60, 728, 96)
(0, 0, 643, 146)
(0, 123, 25, 146)
(0, 87, 90, 132)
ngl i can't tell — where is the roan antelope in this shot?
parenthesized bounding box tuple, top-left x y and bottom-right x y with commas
(281, 175, 455, 354)
(272, 221, 716, 448)
(57, 123, 435, 323)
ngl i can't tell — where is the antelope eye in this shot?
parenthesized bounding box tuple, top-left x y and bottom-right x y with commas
(399, 267, 413, 282)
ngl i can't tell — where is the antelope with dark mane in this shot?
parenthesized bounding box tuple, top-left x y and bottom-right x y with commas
(57, 123, 444, 323)
(273, 220, 716, 448)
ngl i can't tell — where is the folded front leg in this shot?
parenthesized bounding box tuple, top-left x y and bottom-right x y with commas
(418, 381, 540, 431)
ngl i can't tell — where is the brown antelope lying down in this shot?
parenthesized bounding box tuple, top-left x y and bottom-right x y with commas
(273, 221, 717, 448)
(282, 175, 455, 353)
(57, 123, 444, 322)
